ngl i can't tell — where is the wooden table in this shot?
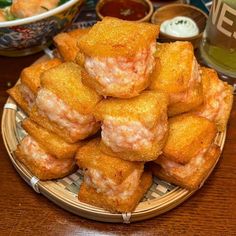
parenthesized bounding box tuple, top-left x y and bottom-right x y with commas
(0, 53, 236, 236)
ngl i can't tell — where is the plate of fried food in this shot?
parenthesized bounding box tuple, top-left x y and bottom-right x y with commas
(2, 17, 233, 223)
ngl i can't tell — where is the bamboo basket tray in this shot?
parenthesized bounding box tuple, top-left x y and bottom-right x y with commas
(1, 56, 226, 223)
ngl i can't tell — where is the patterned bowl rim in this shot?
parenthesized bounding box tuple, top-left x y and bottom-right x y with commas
(0, 0, 83, 28)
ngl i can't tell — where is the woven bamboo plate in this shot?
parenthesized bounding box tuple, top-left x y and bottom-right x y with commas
(1, 55, 226, 223)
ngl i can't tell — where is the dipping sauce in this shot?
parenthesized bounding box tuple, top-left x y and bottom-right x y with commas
(160, 16, 199, 38)
(99, 0, 150, 21)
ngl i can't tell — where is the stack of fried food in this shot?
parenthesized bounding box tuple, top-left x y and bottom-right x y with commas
(8, 17, 233, 213)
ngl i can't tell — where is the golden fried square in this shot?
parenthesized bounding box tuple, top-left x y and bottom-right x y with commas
(149, 144, 221, 190)
(21, 58, 62, 94)
(15, 149, 75, 180)
(191, 67, 233, 132)
(78, 17, 159, 58)
(7, 85, 30, 114)
(29, 105, 99, 143)
(76, 139, 144, 185)
(149, 42, 194, 94)
(163, 114, 217, 164)
(54, 28, 90, 62)
(168, 82, 203, 117)
(95, 91, 168, 129)
(149, 41, 202, 112)
(79, 65, 153, 99)
(94, 91, 169, 161)
(78, 171, 152, 213)
(40, 62, 102, 115)
(22, 119, 80, 159)
(15, 137, 76, 180)
(7, 59, 62, 115)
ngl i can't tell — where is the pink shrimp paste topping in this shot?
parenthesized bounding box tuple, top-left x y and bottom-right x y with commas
(20, 136, 74, 170)
(19, 84, 35, 108)
(102, 115, 168, 152)
(84, 168, 141, 200)
(84, 42, 156, 91)
(36, 88, 97, 138)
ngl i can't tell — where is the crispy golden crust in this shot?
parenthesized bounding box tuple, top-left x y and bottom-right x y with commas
(15, 145, 76, 180)
(81, 68, 152, 99)
(78, 171, 152, 213)
(76, 139, 144, 185)
(75, 50, 85, 67)
(95, 91, 168, 129)
(149, 42, 195, 97)
(164, 114, 217, 164)
(29, 106, 100, 143)
(7, 59, 62, 115)
(67, 28, 90, 38)
(40, 62, 102, 114)
(149, 144, 221, 190)
(95, 91, 169, 161)
(168, 82, 203, 117)
(21, 58, 62, 94)
(54, 28, 90, 62)
(7, 85, 30, 114)
(54, 33, 79, 62)
(22, 119, 80, 159)
(78, 17, 159, 58)
(191, 67, 233, 132)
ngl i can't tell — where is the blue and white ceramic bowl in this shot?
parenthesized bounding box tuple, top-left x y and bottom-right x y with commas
(0, 0, 84, 57)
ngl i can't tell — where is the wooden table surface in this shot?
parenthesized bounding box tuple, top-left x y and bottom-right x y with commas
(0, 53, 236, 236)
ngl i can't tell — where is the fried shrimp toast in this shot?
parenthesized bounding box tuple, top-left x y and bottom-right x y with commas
(149, 41, 203, 116)
(30, 62, 102, 143)
(7, 85, 31, 114)
(76, 139, 144, 186)
(168, 81, 203, 117)
(76, 139, 151, 213)
(77, 17, 160, 98)
(95, 91, 169, 161)
(163, 114, 217, 164)
(22, 119, 80, 159)
(7, 58, 62, 114)
(191, 67, 233, 131)
(149, 144, 220, 190)
(54, 28, 90, 62)
(15, 135, 76, 180)
(20, 58, 62, 94)
(148, 114, 219, 190)
(78, 171, 152, 213)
